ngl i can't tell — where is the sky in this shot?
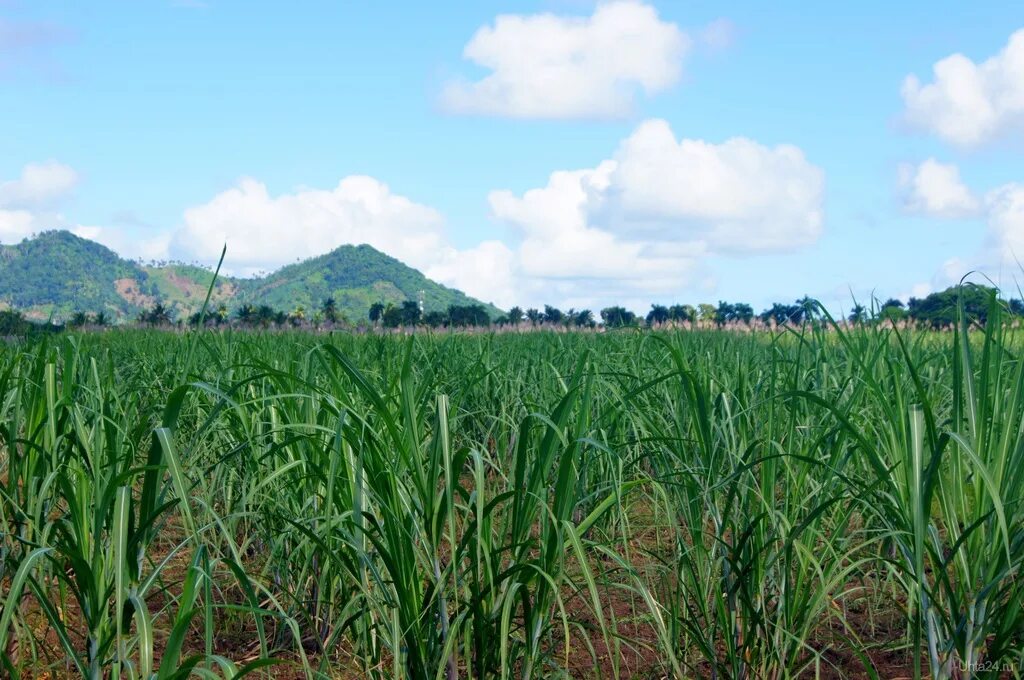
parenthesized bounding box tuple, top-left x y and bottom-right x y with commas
(2, 1, 1023, 315)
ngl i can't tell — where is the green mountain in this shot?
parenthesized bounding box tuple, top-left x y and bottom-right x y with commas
(0, 231, 142, 319)
(0, 231, 498, 323)
(238, 243, 495, 318)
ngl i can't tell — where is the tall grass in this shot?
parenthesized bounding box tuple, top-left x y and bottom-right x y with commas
(1, 287, 1023, 678)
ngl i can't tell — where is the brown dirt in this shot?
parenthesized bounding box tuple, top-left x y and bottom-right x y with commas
(114, 278, 156, 308)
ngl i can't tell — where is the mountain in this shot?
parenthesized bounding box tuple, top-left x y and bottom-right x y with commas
(0, 231, 141, 319)
(237, 244, 491, 317)
(0, 231, 499, 323)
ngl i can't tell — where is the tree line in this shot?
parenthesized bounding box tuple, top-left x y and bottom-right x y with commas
(5, 283, 1021, 335)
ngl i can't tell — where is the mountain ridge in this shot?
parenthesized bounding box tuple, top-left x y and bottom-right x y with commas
(0, 230, 499, 322)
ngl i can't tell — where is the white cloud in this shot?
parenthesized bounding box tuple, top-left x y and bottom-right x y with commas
(440, 1, 688, 119)
(172, 176, 447, 276)
(0, 209, 41, 243)
(0, 161, 78, 208)
(912, 182, 1024, 292)
(480, 119, 823, 308)
(985, 183, 1024, 268)
(424, 241, 519, 309)
(901, 29, 1024, 147)
(0, 161, 80, 244)
(898, 158, 979, 218)
(75, 225, 171, 262)
(597, 119, 824, 252)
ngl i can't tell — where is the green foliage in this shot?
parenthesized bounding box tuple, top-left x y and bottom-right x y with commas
(0, 231, 496, 325)
(0, 309, 32, 335)
(239, 243, 498, 319)
(600, 305, 636, 327)
(0, 231, 142, 320)
(907, 284, 994, 327)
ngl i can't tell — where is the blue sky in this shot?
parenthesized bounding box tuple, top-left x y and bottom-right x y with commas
(2, 1, 1023, 314)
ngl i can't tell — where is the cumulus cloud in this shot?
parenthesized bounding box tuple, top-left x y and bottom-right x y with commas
(440, 1, 689, 119)
(0, 209, 40, 243)
(898, 158, 980, 218)
(0, 161, 80, 243)
(596, 119, 824, 252)
(172, 176, 448, 276)
(912, 182, 1024, 292)
(480, 119, 824, 307)
(985, 183, 1024, 268)
(901, 29, 1024, 147)
(0, 161, 78, 208)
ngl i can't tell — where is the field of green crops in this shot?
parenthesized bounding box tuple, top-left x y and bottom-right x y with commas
(2, 299, 1023, 679)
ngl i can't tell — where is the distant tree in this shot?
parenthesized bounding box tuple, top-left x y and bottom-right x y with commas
(400, 300, 422, 326)
(542, 305, 563, 324)
(848, 304, 867, 324)
(321, 297, 339, 323)
(668, 304, 696, 323)
(139, 303, 173, 326)
(877, 298, 906, 322)
(448, 304, 490, 327)
(256, 305, 277, 327)
(236, 304, 256, 325)
(907, 285, 994, 327)
(759, 303, 802, 325)
(796, 296, 817, 323)
(382, 304, 403, 328)
(94, 310, 109, 327)
(573, 309, 595, 328)
(369, 301, 386, 324)
(0, 309, 30, 335)
(733, 303, 754, 324)
(69, 311, 89, 328)
(1009, 298, 1024, 316)
(525, 308, 542, 325)
(507, 306, 524, 325)
(714, 301, 734, 326)
(646, 304, 669, 326)
(289, 305, 306, 327)
(423, 310, 447, 327)
(697, 304, 717, 323)
(601, 306, 636, 328)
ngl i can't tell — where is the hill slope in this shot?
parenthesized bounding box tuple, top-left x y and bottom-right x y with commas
(0, 231, 497, 323)
(0, 231, 144, 319)
(238, 244, 497, 318)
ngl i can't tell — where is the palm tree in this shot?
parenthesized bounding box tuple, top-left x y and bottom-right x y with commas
(796, 296, 817, 323)
(140, 303, 172, 326)
(542, 305, 563, 324)
(573, 309, 595, 327)
(646, 304, 669, 326)
(507, 306, 524, 326)
(369, 301, 385, 324)
(322, 297, 339, 323)
(236, 304, 256, 326)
